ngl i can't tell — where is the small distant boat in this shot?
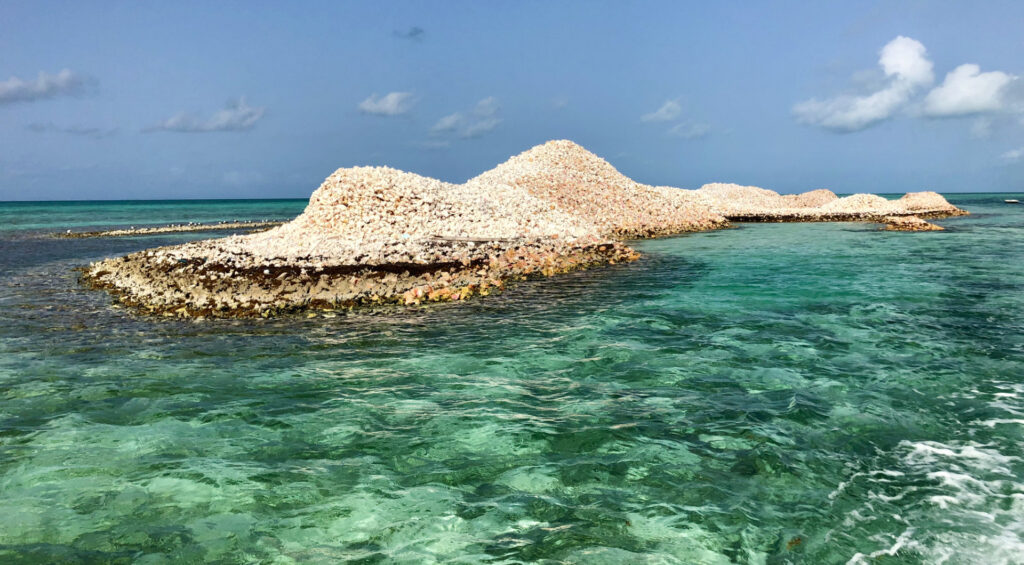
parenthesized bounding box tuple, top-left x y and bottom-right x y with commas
(1006, 199, 1020, 204)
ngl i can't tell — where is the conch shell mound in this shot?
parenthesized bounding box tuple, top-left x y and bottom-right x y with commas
(684, 183, 965, 222)
(82, 140, 968, 318)
(469, 140, 726, 237)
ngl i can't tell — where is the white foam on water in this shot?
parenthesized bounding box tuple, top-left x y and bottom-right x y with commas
(846, 527, 917, 564)
(828, 430, 1024, 564)
(990, 401, 1024, 417)
(980, 418, 1024, 427)
(889, 440, 1022, 563)
(829, 470, 907, 501)
(901, 440, 1019, 474)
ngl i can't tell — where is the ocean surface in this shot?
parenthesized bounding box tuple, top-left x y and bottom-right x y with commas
(1, 193, 1022, 564)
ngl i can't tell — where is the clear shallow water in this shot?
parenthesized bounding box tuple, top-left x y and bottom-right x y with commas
(0, 193, 1022, 564)
(0, 199, 306, 232)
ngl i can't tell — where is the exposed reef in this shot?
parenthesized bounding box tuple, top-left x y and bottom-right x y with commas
(81, 140, 968, 318)
(83, 242, 639, 318)
(882, 215, 945, 231)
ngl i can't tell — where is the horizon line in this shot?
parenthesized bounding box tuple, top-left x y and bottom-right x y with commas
(2, 190, 1020, 204)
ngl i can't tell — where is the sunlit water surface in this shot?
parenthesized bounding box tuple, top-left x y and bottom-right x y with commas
(1, 194, 1022, 564)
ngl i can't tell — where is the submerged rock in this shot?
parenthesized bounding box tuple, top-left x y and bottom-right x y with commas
(882, 215, 944, 231)
(83, 242, 640, 317)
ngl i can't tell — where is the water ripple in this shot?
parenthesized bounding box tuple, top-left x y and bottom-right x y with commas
(0, 195, 1022, 562)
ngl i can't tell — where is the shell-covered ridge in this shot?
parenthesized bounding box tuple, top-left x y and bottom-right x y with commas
(470, 140, 727, 237)
(218, 164, 600, 266)
(689, 182, 963, 220)
(82, 140, 968, 317)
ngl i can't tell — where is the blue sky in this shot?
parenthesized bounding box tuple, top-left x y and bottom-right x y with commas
(1, 0, 1023, 200)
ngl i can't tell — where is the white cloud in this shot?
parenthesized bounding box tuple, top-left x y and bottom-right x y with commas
(794, 88, 912, 132)
(0, 69, 88, 104)
(461, 117, 501, 138)
(428, 97, 502, 141)
(149, 98, 265, 132)
(667, 122, 710, 139)
(358, 92, 415, 116)
(641, 98, 709, 139)
(794, 36, 934, 132)
(473, 96, 499, 118)
(431, 112, 462, 132)
(878, 36, 934, 86)
(642, 99, 682, 122)
(922, 64, 1016, 117)
(1002, 147, 1024, 162)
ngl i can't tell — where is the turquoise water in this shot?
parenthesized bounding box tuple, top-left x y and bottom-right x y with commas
(0, 199, 306, 232)
(0, 193, 1022, 563)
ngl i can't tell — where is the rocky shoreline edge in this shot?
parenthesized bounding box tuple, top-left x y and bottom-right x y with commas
(725, 210, 966, 224)
(81, 242, 639, 318)
(80, 140, 968, 318)
(880, 214, 951, 231)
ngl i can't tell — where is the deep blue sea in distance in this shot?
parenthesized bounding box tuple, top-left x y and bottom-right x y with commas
(1, 192, 1022, 563)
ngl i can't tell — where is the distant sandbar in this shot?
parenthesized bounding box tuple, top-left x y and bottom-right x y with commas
(59, 220, 283, 239)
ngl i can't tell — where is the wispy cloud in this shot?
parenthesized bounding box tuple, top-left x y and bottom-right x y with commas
(1002, 147, 1024, 163)
(431, 113, 462, 133)
(473, 96, 499, 118)
(358, 92, 415, 116)
(462, 117, 501, 138)
(429, 96, 502, 139)
(394, 26, 425, 41)
(922, 64, 1017, 117)
(0, 69, 89, 105)
(667, 122, 711, 139)
(641, 99, 682, 122)
(26, 122, 117, 139)
(642, 98, 710, 138)
(794, 36, 934, 132)
(147, 98, 265, 133)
